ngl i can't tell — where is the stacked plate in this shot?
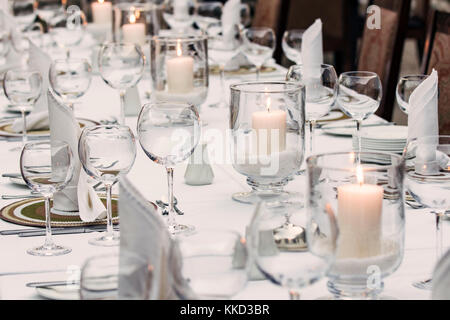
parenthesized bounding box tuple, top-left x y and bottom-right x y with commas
(352, 125, 408, 164)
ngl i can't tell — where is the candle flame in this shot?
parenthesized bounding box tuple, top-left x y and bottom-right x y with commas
(135, 10, 140, 19)
(356, 165, 364, 185)
(98, 0, 104, 3)
(176, 40, 182, 57)
(266, 96, 271, 112)
(129, 14, 136, 24)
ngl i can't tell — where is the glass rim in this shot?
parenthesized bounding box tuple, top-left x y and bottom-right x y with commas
(229, 81, 304, 93)
(100, 42, 144, 51)
(22, 140, 60, 150)
(150, 34, 208, 43)
(244, 26, 274, 33)
(141, 101, 195, 109)
(288, 63, 336, 72)
(51, 57, 90, 64)
(306, 151, 404, 171)
(5, 67, 41, 76)
(82, 124, 133, 132)
(283, 29, 305, 35)
(113, 2, 155, 10)
(340, 71, 379, 79)
(398, 74, 429, 80)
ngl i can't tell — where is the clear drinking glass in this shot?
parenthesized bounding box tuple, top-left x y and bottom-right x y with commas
(249, 199, 338, 300)
(286, 64, 338, 156)
(162, 0, 195, 33)
(337, 71, 382, 153)
(20, 141, 74, 256)
(308, 152, 405, 299)
(137, 102, 201, 235)
(241, 27, 276, 80)
(3, 69, 42, 149)
(403, 135, 450, 290)
(229, 81, 305, 204)
(177, 230, 250, 299)
(49, 58, 92, 110)
(396, 75, 429, 115)
(282, 29, 304, 64)
(98, 42, 145, 125)
(78, 125, 137, 247)
(194, 1, 222, 33)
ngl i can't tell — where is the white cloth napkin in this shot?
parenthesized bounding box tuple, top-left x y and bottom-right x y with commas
(432, 249, 450, 299)
(118, 176, 196, 299)
(221, 0, 241, 44)
(301, 19, 323, 79)
(48, 90, 106, 219)
(11, 42, 51, 133)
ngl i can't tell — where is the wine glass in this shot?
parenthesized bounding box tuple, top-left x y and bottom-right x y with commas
(286, 64, 338, 156)
(403, 135, 450, 290)
(337, 71, 382, 153)
(163, 0, 195, 33)
(241, 27, 276, 80)
(137, 102, 201, 235)
(3, 68, 42, 150)
(194, 1, 222, 34)
(396, 75, 429, 114)
(78, 125, 137, 246)
(282, 29, 304, 64)
(248, 199, 338, 300)
(98, 42, 145, 125)
(177, 230, 249, 299)
(20, 141, 74, 256)
(49, 58, 92, 110)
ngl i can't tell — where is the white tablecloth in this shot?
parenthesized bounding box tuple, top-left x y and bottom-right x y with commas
(0, 48, 448, 300)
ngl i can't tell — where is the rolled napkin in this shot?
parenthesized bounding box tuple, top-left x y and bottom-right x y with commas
(11, 41, 51, 133)
(118, 176, 196, 299)
(301, 19, 323, 79)
(48, 90, 106, 220)
(222, 0, 241, 45)
(432, 249, 450, 299)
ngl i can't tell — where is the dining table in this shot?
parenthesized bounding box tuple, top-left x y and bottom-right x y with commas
(0, 40, 448, 300)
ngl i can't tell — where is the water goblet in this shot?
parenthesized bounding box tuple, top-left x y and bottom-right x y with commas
(20, 141, 74, 256)
(282, 29, 304, 64)
(396, 75, 429, 115)
(78, 125, 137, 247)
(137, 102, 201, 235)
(3, 68, 42, 150)
(403, 135, 450, 290)
(241, 27, 276, 80)
(49, 58, 92, 110)
(337, 71, 382, 153)
(194, 1, 222, 33)
(98, 42, 145, 125)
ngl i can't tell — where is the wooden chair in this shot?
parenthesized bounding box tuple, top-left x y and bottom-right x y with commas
(358, 0, 411, 121)
(421, 10, 450, 134)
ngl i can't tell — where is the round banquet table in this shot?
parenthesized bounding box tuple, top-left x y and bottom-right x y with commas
(0, 57, 448, 300)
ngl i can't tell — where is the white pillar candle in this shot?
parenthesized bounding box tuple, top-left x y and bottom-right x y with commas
(91, 0, 112, 24)
(122, 13, 146, 46)
(166, 40, 194, 94)
(337, 166, 383, 258)
(252, 97, 287, 155)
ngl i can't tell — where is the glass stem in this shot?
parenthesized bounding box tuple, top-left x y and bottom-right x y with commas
(66, 48, 70, 60)
(219, 64, 226, 106)
(256, 65, 261, 80)
(436, 212, 443, 263)
(309, 120, 316, 155)
(119, 90, 126, 125)
(289, 289, 300, 300)
(166, 167, 176, 229)
(105, 183, 114, 239)
(43, 196, 54, 248)
(21, 109, 27, 147)
(356, 120, 362, 152)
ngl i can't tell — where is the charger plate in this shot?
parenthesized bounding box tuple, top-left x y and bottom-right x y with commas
(0, 196, 119, 228)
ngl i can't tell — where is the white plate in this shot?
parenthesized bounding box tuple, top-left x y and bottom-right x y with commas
(321, 120, 388, 137)
(360, 125, 408, 140)
(36, 285, 80, 300)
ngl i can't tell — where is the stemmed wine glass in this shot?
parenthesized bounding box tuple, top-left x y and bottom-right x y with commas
(396, 75, 429, 114)
(20, 141, 74, 256)
(248, 200, 338, 300)
(3, 69, 42, 150)
(137, 102, 201, 235)
(403, 135, 450, 290)
(241, 27, 276, 80)
(282, 29, 304, 64)
(194, 1, 223, 33)
(78, 125, 137, 247)
(337, 71, 382, 153)
(286, 64, 338, 156)
(98, 42, 145, 125)
(49, 58, 92, 110)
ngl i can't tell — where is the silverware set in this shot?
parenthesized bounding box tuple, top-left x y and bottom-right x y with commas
(156, 196, 184, 216)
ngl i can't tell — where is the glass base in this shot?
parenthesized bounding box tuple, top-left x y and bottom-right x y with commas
(168, 223, 195, 236)
(27, 243, 72, 256)
(412, 278, 432, 290)
(89, 232, 120, 247)
(232, 190, 300, 205)
(326, 280, 384, 300)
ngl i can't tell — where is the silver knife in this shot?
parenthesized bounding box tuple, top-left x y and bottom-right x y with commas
(19, 226, 120, 237)
(318, 122, 396, 130)
(26, 280, 79, 288)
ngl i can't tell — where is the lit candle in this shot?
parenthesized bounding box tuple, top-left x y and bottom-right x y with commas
(91, 0, 112, 25)
(337, 165, 383, 258)
(252, 96, 287, 155)
(166, 40, 194, 94)
(122, 12, 146, 46)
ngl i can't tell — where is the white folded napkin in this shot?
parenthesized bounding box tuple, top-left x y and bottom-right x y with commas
(48, 90, 106, 219)
(432, 249, 450, 299)
(11, 41, 51, 133)
(222, 0, 241, 44)
(301, 19, 323, 79)
(118, 176, 196, 299)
